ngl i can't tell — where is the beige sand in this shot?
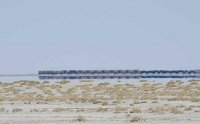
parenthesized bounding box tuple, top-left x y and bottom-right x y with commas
(0, 80, 200, 124)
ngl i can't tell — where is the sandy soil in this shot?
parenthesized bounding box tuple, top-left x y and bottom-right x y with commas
(0, 80, 200, 124)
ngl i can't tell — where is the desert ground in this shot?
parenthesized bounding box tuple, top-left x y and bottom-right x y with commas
(0, 80, 200, 124)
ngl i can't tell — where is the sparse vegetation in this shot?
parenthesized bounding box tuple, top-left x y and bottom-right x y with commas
(0, 80, 199, 123)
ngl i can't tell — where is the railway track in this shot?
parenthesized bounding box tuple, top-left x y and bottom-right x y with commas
(1, 70, 200, 79)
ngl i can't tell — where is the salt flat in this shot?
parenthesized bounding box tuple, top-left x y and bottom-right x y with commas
(0, 80, 200, 124)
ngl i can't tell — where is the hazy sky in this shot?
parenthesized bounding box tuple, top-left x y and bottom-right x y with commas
(0, 0, 200, 73)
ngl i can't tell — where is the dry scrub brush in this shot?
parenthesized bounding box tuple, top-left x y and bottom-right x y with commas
(130, 116, 142, 122)
(115, 106, 128, 113)
(76, 116, 86, 122)
(52, 108, 66, 112)
(12, 108, 23, 113)
(96, 107, 108, 112)
(168, 107, 184, 114)
(130, 107, 142, 113)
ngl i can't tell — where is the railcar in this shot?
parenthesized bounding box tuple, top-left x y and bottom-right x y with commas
(38, 69, 200, 80)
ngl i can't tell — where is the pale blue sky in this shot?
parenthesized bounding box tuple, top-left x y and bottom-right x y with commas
(0, 0, 200, 73)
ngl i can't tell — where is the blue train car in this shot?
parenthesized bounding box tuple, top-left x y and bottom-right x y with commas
(38, 69, 200, 80)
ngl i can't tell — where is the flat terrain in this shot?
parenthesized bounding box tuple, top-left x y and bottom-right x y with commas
(0, 80, 200, 124)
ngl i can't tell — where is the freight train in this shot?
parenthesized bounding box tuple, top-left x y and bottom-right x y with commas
(38, 70, 200, 79)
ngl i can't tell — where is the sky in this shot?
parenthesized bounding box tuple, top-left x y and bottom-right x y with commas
(0, 0, 200, 74)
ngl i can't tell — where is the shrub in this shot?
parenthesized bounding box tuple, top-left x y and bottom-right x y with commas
(166, 81, 176, 87)
(184, 106, 192, 111)
(130, 116, 142, 122)
(149, 106, 165, 114)
(115, 106, 128, 113)
(35, 95, 44, 101)
(112, 100, 121, 104)
(190, 81, 199, 85)
(31, 109, 40, 112)
(80, 80, 92, 82)
(58, 80, 70, 84)
(191, 98, 200, 102)
(140, 80, 147, 82)
(102, 101, 108, 106)
(176, 105, 185, 108)
(98, 82, 110, 86)
(96, 107, 108, 112)
(76, 108, 85, 112)
(140, 101, 147, 104)
(88, 98, 98, 104)
(130, 108, 142, 113)
(0, 108, 5, 112)
(42, 81, 50, 84)
(151, 101, 158, 103)
(40, 108, 48, 112)
(0, 96, 6, 102)
(134, 101, 141, 104)
(194, 110, 200, 113)
(12, 108, 23, 113)
(76, 116, 86, 122)
(53, 108, 66, 112)
(45, 95, 55, 102)
(169, 107, 183, 114)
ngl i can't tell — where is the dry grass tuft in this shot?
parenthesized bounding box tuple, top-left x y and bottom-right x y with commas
(130, 116, 142, 122)
(166, 81, 176, 87)
(115, 106, 128, 113)
(0, 96, 6, 102)
(58, 80, 70, 84)
(96, 107, 108, 112)
(191, 98, 200, 102)
(102, 101, 109, 106)
(40, 108, 48, 112)
(52, 108, 66, 112)
(149, 106, 165, 114)
(130, 107, 142, 113)
(194, 110, 200, 113)
(169, 107, 184, 114)
(140, 80, 147, 82)
(184, 106, 193, 111)
(0, 108, 5, 112)
(31, 109, 40, 112)
(12, 108, 23, 113)
(151, 101, 158, 103)
(76, 115, 86, 122)
(42, 81, 50, 84)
